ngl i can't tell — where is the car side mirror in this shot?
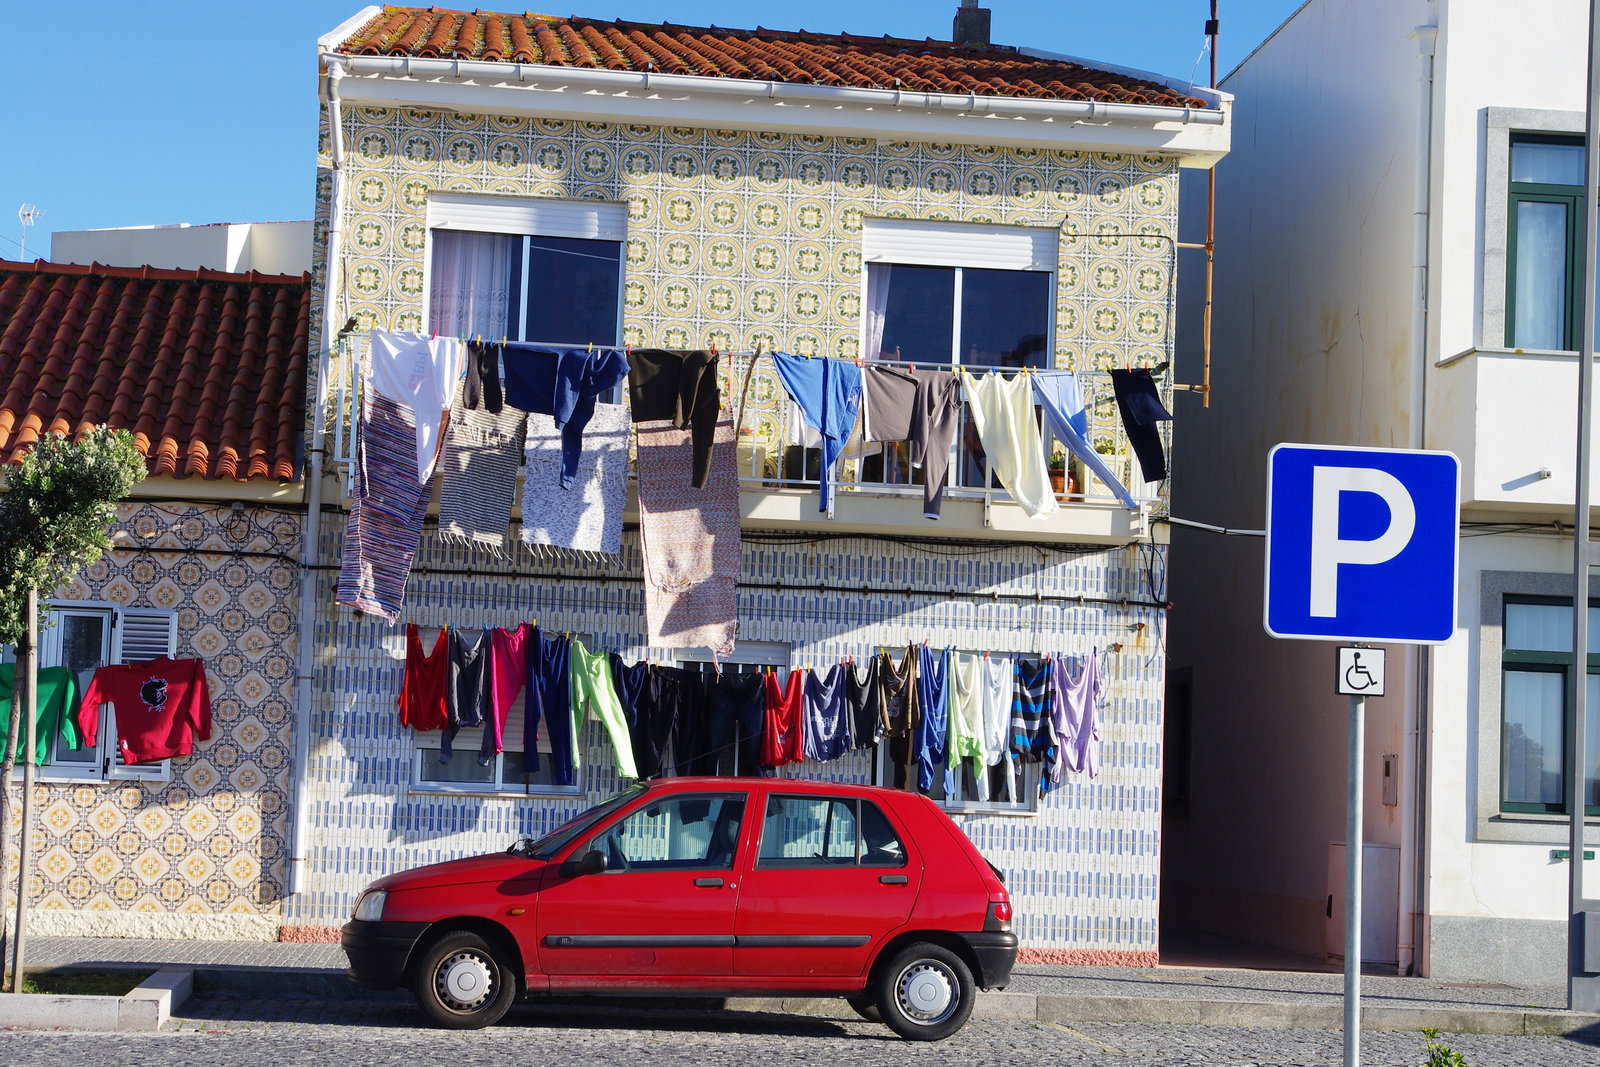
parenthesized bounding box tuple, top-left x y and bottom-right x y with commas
(564, 849, 608, 877)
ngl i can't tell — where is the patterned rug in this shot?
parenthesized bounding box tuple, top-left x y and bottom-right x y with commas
(635, 409, 740, 655)
(518, 401, 628, 560)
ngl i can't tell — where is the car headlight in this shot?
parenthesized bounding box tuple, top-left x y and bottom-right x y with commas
(352, 890, 387, 922)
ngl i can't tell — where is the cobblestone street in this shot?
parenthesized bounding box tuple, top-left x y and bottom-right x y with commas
(2, 994, 1595, 1066)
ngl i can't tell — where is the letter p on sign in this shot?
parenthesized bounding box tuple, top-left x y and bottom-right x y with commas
(1265, 444, 1459, 644)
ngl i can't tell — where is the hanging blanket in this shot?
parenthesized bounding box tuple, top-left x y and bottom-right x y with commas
(437, 380, 527, 554)
(635, 409, 740, 655)
(518, 401, 628, 560)
(335, 392, 432, 623)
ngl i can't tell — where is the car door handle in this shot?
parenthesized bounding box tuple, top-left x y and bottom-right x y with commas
(694, 877, 724, 887)
(879, 874, 908, 885)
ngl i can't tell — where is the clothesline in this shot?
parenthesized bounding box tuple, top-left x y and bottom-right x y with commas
(399, 618, 1105, 798)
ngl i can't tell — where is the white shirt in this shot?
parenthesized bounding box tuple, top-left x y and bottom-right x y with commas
(367, 330, 465, 483)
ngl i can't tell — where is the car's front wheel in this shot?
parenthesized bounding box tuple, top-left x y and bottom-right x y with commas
(873, 942, 975, 1041)
(412, 929, 517, 1029)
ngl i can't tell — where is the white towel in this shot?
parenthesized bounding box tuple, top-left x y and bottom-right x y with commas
(962, 369, 1059, 519)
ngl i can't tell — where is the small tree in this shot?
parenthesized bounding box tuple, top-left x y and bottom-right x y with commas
(0, 428, 146, 972)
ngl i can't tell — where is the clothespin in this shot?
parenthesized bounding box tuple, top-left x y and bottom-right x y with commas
(430, 328, 437, 341)
(910, 362, 916, 373)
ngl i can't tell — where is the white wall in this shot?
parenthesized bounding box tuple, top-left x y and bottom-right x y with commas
(1166, 0, 1431, 961)
(50, 221, 311, 275)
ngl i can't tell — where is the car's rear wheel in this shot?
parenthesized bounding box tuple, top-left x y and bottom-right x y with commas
(845, 994, 881, 1022)
(873, 942, 975, 1041)
(412, 930, 517, 1029)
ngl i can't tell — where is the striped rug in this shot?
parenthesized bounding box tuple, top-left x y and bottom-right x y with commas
(437, 379, 526, 554)
(335, 392, 433, 622)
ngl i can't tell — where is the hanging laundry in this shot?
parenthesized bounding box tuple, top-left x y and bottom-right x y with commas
(771, 353, 863, 512)
(489, 623, 529, 738)
(1010, 654, 1056, 765)
(610, 655, 667, 779)
(526, 627, 576, 785)
(335, 392, 433, 623)
(877, 646, 920, 789)
(502, 343, 631, 489)
(462, 340, 504, 413)
(1032, 371, 1137, 509)
(1109, 368, 1173, 483)
(398, 624, 450, 732)
(77, 657, 212, 765)
(658, 665, 710, 776)
(760, 669, 804, 767)
(914, 645, 950, 792)
(860, 365, 962, 519)
(519, 403, 628, 560)
(947, 652, 985, 785)
(366, 329, 465, 483)
(636, 410, 740, 656)
(628, 349, 721, 488)
(635, 665, 681, 779)
(978, 653, 1015, 802)
(570, 638, 638, 780)
(845, 658, 882, 750)
(961, 369, 1059, 518)
(706, 670, 766, 776)
(437, 379, 527, 554)
(802, 663, 852, 763)
(0, 664, 80, 766)
(1054, 649, 1105, 779)
(445, 628, 495, 765)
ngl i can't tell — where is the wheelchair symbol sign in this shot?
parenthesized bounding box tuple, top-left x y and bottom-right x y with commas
(1336, 646, 1386, 697)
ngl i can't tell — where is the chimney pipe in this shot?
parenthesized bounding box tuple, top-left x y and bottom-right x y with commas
(953, 0, 991, 46)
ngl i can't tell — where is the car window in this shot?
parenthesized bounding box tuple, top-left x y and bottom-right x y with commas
(588, 793, 746, 872)
(756, 795, 907, 869)
(524, 784, 646, 859)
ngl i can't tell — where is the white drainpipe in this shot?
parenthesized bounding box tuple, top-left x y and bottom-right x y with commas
(288, 57, 347, 903)
(1400, 21, 1438, 978)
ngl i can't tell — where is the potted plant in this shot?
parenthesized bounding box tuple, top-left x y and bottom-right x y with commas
(1048, 446, 1068, 496)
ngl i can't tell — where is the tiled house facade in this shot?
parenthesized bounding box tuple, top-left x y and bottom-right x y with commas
(287, 7, 1228, 964)
(1, 260, 310, 939)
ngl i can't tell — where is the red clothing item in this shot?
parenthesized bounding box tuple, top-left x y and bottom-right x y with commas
(77, 657, 212, 765)
(399, 624, 449, 731)
(760, 669, 804, 767)
(489, 623, 528, 739)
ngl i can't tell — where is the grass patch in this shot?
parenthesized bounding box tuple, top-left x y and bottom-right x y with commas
(7, 970, 149, 997)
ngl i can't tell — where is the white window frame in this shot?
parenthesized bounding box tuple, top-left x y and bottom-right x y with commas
(422, 192, 628, 349)
(410, 626, 589, 798)
(867, 646, 1041, 816)
(11, 600, 179, 785)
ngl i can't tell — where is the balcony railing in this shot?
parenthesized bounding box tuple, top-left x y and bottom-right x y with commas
(324, 339, 1162, 541)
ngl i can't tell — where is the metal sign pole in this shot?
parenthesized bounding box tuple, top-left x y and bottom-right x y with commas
(1572, 0, 1600, 1017)
(1344, 690, 1364, 1067)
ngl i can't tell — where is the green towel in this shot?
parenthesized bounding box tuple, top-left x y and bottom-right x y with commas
(0, 663, 82, 765)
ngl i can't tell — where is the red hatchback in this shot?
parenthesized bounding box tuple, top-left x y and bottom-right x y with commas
(342, 777, 1017, 1039)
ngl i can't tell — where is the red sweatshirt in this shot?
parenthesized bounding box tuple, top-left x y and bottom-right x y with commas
(77, 657, 213, 765)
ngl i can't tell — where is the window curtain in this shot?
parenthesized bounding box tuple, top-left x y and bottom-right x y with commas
(429, 231, 517, 339)
(865, 263, 892, 360)
(1512, 200, 1568, 350)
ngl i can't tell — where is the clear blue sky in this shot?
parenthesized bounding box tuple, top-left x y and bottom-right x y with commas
(0, 0, 1305, 261)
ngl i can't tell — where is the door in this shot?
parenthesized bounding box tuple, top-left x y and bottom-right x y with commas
(734, 794, 922, 978)
(537, 791, 747, 983)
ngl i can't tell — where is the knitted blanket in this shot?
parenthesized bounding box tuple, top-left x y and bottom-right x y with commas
(518, 401, 627, 560)
(437, 380, 526, 554)
(635, 409, 740, 655)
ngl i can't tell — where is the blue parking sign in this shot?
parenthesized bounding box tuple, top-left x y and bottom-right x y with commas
(1265, 444, 1460, 643)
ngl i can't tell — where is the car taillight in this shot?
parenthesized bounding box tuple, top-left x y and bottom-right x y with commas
(985, 900, 1012, 933)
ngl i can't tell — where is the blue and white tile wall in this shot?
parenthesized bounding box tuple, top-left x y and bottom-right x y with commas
(290, 521, 1165, 962)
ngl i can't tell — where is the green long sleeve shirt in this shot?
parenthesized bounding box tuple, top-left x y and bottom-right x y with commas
(0, 664, 82, 766)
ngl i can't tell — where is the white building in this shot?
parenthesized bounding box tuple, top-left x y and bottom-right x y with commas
(1168, 0, 1597, 985)
(51, 221, 312, 275)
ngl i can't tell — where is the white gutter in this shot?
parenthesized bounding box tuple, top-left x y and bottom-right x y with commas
(1401, 20, 1439, 979)
(323, 53, 1230, 164)
(288, 56, 346, 901)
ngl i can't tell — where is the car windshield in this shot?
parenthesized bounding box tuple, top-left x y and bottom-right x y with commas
(514, 785, 647, 859)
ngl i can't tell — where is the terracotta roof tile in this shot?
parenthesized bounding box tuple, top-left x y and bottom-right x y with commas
(0, 260, 310, 482)
(337, 8, 1212, 109)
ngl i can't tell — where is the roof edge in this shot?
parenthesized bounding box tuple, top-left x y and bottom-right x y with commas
(1015, 46, 1229, 110)
(320, 4, 382, 54)
(0, 258, 311, 287)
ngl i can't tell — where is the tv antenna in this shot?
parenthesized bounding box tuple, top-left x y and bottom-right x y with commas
(18, 203, 42, 261)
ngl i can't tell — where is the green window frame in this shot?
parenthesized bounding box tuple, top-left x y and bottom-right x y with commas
(1505, 134, 1587, 351)
(1500, 595, 1600, 816)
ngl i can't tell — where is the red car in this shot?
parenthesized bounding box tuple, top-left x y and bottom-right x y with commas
(342, 777, 1016, 1039)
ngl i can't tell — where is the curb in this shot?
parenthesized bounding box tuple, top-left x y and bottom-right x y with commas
(0, 967, 192, 1031)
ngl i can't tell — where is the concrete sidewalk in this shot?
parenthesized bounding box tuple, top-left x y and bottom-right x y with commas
(17, 935, 1600, 1038)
